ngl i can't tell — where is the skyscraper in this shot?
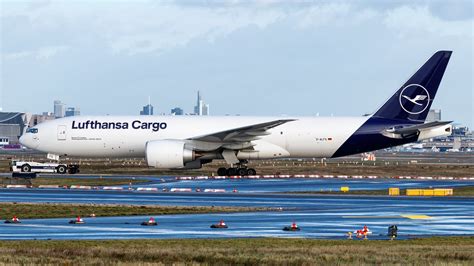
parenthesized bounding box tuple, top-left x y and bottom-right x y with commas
(140, 104, 153, 115)
(171, 107, 184, 115)
(140, 97, 154, 115)
(54, 100, 65, 118)
(65, 107, 81, 117)
(202, 103, 209, 116)
(194, 91, 202, 115)
(193, 91, 209, 116)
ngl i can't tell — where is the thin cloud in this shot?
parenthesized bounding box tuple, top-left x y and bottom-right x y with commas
(3, 45, 69, 60)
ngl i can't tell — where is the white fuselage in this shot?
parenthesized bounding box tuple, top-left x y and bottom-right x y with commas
(20, 115, 369, 159)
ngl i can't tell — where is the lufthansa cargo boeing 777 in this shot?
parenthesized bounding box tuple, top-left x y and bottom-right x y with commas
(20, 51, 453, 176)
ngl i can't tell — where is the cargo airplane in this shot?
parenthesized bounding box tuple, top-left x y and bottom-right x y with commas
(20, 51, 453, 176)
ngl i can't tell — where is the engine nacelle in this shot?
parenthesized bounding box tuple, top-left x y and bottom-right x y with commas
(146, 140, 195, 169)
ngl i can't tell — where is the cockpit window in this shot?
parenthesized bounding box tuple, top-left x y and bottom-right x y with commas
(26, 128, 38, 134)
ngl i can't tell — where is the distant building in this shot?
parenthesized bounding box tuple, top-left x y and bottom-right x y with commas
(54, 100, 65, 118)
(29, 113, 55, 127)
(194, 91, 202, 115)
(202, 103, 209, 116)
(140, 104, 154, 115)
(426, 109, 441, 122)
(0, 112, 29, 144)
(193, 91, 210, 116)
(171, 107, 184, 115)
(65, 107, 80, 117)
(452, 126, 469, 137)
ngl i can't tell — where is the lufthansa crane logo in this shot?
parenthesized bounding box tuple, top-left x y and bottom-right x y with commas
(399, 84, 430, 115)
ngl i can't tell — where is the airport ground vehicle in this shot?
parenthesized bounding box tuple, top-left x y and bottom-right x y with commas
(9, 160, 79, 174)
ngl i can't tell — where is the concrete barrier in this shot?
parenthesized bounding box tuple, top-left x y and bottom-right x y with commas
(170, 188, 192, 192)
(38, 185, 60, 189)
(247, 175, 260, 179)
(176, 177, 194, 180)
(203, 189, 226, 193)
(70, 185, 92, 190)
(6, 185, 28, 189)
(102, 186, 124, 191)
(136, 187, 158, 192)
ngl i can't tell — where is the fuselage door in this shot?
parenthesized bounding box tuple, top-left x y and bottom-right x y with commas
(57, 125, 67, 141)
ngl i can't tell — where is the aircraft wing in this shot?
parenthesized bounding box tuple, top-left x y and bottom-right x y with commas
(188, 119, 295, 144)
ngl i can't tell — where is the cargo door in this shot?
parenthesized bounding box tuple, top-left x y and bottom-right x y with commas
(57, 125, 67, 141)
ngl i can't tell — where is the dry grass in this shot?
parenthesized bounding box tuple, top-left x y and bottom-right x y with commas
(0, 237, 472, 265)
(2, 155, 473, 177)
(0, 176, 148, 187)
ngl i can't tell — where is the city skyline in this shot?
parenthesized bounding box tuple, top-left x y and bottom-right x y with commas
(1, 1, 472, 127)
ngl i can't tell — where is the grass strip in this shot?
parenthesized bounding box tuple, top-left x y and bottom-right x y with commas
(0, 177, 148, 186)
(0, 237, 473, 264)
(0, 202, 263, 219)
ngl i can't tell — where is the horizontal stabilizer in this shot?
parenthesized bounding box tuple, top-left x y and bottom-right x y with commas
(382, 121, 452, 139)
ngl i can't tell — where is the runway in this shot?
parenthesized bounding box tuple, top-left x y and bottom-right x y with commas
(146, 178, 474, 193)
(0, 191, 473, 240)
(0, 176, 473, 240)
(1, 198, 473, 240)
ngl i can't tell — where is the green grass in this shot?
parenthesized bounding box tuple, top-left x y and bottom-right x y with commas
(0, 237, 473, 264)
(0, 203, 263, 219)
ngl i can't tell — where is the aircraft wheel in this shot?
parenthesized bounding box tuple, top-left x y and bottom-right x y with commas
(247, 168, 257, 175)
(21, 164, 31, 173)
(227, 168, 237, 176)
(57, 165, 67, 174)
(217, 167, 227, 176)
(237, 168, 248, 176)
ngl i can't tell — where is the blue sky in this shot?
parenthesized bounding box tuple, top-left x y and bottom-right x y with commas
(1, 0, 473, 127)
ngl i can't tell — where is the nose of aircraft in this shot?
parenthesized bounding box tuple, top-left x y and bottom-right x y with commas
(19, 135, 26, 146)
(19, 134, 35, 149)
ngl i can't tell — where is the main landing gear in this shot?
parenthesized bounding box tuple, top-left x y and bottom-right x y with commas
(217, 167, 257, 176)
(217, 160, 257, 176)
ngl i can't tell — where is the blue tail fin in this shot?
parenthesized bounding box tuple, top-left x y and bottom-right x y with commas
(373, 51, 452, 122)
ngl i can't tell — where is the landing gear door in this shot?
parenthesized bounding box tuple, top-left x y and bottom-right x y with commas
(57, 125, 67, 141)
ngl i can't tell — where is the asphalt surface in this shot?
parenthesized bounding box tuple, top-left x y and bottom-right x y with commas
(1, 175, 473, 240)
(0, 195, 472, 240)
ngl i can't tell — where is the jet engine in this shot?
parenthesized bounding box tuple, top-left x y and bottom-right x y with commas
(145, 140, 196, 169)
